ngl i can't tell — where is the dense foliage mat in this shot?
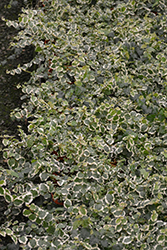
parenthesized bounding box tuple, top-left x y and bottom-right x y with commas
(0, 0, 167, 249)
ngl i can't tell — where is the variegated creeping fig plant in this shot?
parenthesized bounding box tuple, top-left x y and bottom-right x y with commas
(0, 0, 167, 249)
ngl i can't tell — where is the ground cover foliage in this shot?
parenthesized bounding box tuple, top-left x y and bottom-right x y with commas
(0, 0, 167, 249)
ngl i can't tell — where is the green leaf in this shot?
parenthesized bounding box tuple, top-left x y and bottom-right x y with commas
(23, 209, 32, 216)
(152, 0, 160, 7)
(38, 210, 47, 219)
(3, 139, 10, 146)
(157, 234, 165, 244)
(154, 245, 164, 250)
(14, 112, 22, 119)
(39, 183, 49, 194)
(35, 46, 42, 52)
(79, 205, 87, 216)
(6, 228, 13, 235)
(13, 198, 24, 206)
(67, 120, 78, 126)
(0, 230, 6, 237)
(19, 236, 28, 244)
(11, 234, 17, 245)
(29, 239, 37, 248)
(44, 213, 53, 223)
(30, 203, 37, 211)
(122, 236, 132, 244)
(7, 158, 16, 168)
(73, 220, 82, 230)
(6, 169, 19, 178)
(105, 193, 114, 204)
(151, 210, 158, 222)
(27, 138, 34, 148)
(47, 225, 55, 234)
(37, 127, 44, 135)
(64, 199, 72, 208)
(162, 150, 167, 158)
(23, 192, 33, 204)
(75, 80, 82, 87)
(161, 57, 166, 62)
(4, 191, 13, 203)
(0, 180, 6, 186)
(140, 169, 149, 179)
(79, 241, 93, 249)
(0, 186, 4, 195)
(29, 213, 37, 222)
